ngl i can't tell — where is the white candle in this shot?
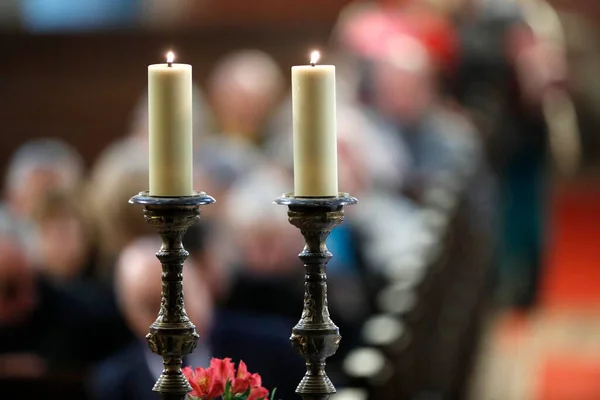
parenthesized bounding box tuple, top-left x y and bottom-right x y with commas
(148, 51, 193, 196)
(292, 50, 338, 197)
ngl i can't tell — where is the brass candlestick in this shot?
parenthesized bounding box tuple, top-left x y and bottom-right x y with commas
(275, 193, 358, 400)
(130, 191, 215, 400)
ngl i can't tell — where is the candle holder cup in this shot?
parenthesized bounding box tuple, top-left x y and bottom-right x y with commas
(130, 191, 215, 400)
(275, 193, 358, 400)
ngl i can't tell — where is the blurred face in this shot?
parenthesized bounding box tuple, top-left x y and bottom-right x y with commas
(183, 264, 214, 337)
(126, 272, 162, 338)
(0, 241, 36, 326)
(120, 254, 213, 340)
(238, 222, 303, 275)
(11, 169, 62, 219)
(39, 213, 89, 281)
(373, 60, 434, 123)
(212, 82, 277, 139)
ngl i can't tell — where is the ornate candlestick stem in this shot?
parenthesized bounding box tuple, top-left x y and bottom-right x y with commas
(276, 193, 358, 400)
(130, 191, 215, 400)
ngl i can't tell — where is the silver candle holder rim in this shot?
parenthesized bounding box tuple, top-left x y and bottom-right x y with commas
(274, 192, 358, 208)
(129, 191, 216, 206)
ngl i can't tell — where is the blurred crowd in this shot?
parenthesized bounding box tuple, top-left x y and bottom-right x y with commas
(0, 0, 572, 399)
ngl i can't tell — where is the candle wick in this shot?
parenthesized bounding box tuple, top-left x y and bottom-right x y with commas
(310, 62, 316, 67)
(168, 61, 173, 67)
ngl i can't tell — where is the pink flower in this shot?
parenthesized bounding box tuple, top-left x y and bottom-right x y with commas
(182, 366, 225, 399)
(248, 386, 269, 400)
(210, 357, 235, 386)
(232, 360, 262, 394)
(184, 359, 272, 400)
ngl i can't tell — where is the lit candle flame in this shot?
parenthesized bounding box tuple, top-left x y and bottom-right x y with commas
(310, 50, 320, 66)
(166, 51, 175, 64)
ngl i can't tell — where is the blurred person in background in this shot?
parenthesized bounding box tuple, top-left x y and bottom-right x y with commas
(325, 106, 412, 344)
(0, 210, 132, 378)
(89, 236, 212, 400)
(333, 0, 458, 97)
(31, 189, 94, 283)
(184, 167, 230, 302)
(220, 163, 301, 319)
(215, 163, 310, 399)
(0, 213, 43, 378)
(195, 50, 285, 219)
(207, 49, 284, 147)
(369, 33, 495, 241)
(369, 35, 479, 186)
(87, 139, 153, 281)
(3, 138, 84, 222)
(28, 186, 133, 359)
(192, 51, 288, 301)
(332, 1, 478, 198)
(192, 139, 264, 223)
(1, 138, 128, 324)
(449, 0, 569, 308)
(339, 10, 480, 197)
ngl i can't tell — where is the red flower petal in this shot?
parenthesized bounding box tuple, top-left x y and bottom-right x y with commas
(206, 370, 226, 399)
(232, 377, 250, 394)
(237, 360, 250, 379)
(210, 358, 235, 385)
(182, 367, 202, 397)
(188, 380, 203, 398)
(188, 366, 216, 398)
(248, 386, 269, 400)
(182, 367, 195, 381)
(249, 373, 262, 388)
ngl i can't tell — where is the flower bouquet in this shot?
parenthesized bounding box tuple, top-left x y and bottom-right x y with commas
(183, 358, 275, 400)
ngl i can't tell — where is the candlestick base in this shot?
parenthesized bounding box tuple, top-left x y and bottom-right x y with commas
(130, 191, 215, 400)
(275, 193, 358, 400)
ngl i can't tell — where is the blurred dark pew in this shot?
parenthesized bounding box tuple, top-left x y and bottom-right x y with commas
(337, 172, 493, 400)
